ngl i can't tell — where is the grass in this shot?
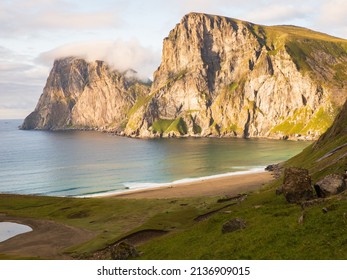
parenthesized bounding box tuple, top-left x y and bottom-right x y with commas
(137, 188, 347, 259)
(2, 174, 347, 260)
(166, 117, 188, 135)
(284, 100, 347, 181)
(151, 117, 188, 136)
(151, 119, 175, 134)
(270, 106, 337, 136)
(0, 194, 226, 258)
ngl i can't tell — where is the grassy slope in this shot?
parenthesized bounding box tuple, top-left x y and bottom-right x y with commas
(0, 194, 232, 259)
(284, 100, 347, 181)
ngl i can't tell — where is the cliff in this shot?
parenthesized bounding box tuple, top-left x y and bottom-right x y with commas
(125, 13, 347, 139)
(22, 13, 347, 140)
(21, 57, 150, 131)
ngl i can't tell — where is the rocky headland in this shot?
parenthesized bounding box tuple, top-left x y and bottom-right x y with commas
(21, 13, 347, 140)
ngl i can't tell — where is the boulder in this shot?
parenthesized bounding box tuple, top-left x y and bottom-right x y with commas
(282, 167, 314, 203)
(222, 218, 246, 234)
(314, 174, 346, 197)
(265, 163, 282, 179)
(110, 241, 139, 260)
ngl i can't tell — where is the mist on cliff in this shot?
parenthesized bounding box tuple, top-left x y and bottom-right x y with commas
(37, 40, 161, 80)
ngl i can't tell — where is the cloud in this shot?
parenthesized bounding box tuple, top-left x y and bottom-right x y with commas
(315, 0, 347, 38)
(244, 4, 309, 24)
(37, 40, 161, 80)
(0, 82, 43, 119)
(0, 0, 122, 37)
(318, 0, 347, 25)
(0, 46, 48, 119)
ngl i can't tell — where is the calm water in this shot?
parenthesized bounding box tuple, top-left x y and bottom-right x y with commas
(0, 222, 32, 242)
(0, 120, 311, 197)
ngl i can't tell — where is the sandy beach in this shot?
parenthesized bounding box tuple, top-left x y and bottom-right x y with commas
(112, 171, 274, 199)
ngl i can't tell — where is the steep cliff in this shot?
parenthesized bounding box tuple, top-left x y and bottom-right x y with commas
(125, 13, 347, 139)
(22, 13, 347, 140)
(21, 57, 150, 131)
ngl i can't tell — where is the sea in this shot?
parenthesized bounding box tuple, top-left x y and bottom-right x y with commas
(0, 119, 311, 197)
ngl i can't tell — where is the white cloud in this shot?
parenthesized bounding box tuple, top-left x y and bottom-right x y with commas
(245, 4, 309, 24)
(31, 11, 119, 30)
(318, 0, 347, 25)
(315, 0, 347, 38)
(37, 40, 161, 80)
(0, 0, 121, 37)
(0, 82, 43, 119)
(0, 47, 48, 119)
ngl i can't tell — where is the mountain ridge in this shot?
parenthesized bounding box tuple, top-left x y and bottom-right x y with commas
(21, 13, 347, 140)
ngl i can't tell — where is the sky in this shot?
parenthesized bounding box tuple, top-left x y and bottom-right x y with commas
(0, 0, 346, 119)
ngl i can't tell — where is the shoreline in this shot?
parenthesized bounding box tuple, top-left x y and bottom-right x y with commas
(82, 167, 267, 198)
(108, 170, 274, 199)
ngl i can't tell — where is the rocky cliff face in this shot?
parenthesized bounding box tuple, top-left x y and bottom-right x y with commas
(22, 13, 347, 140)
(125, 13, 347, 139)
(21, 57, 150, 131)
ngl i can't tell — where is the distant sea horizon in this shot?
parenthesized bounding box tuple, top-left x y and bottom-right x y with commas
(0, 119, 311, 197)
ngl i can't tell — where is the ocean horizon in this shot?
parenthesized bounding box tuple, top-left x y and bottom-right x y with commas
(0, 119, 311, 197)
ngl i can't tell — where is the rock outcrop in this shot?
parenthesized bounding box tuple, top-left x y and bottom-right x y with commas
(22, 13, 347, 139)
(21, 57, 150, 131)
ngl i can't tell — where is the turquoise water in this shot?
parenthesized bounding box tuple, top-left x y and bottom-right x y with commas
(0, 120, 311, 197)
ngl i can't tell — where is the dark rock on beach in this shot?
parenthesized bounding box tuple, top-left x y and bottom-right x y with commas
(265, 163, 282, 179)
